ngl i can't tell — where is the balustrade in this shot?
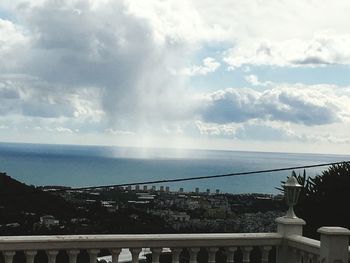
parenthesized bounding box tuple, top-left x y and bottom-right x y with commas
(0, 233, 281, 263)
(0, 224, 349, 263)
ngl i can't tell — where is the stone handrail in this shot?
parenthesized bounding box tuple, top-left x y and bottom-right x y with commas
(0, 233, 282, 263)
(1, 226, 350, 263)
(286, 235, 320, 262)
(0, 233, 282, 250)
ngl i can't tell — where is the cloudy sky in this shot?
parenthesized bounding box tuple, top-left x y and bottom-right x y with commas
(1, 0, 350, 154)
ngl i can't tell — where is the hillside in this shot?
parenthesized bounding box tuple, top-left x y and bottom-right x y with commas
(0, 172, 77, 225)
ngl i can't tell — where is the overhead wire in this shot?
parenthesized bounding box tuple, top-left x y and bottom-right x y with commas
(1, 161, 349, 196)
(69, 160, 350, 191)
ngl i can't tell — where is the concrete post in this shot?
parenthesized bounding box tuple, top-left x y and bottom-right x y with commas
(275, 216, 306, 263)
(130, 248, 142, 263)
(171, 248, 182, 263)
(88, 249, 100, 263)
(110, 248, 121, 263)
(207, 247, 218, 263)
(46, 250, 59, 263)
(318, 226, 350, 263)
(189, 248, 200, 263)
(226, 247, 237, 263)
(151, 248, 163, 263)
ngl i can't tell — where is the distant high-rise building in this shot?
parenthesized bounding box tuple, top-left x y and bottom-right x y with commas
(160, 186, 164, 192)
(135, 185, 140, 191)
(152, 186, 156, 191)
(179, 187, 184, 193)
(143, 185, 148, 191)
(127, 185, 132, 191)
(206, 189, 210, 194)
(195, 187, 199, 194)
(216, 189, 220, 194)
(165, 186, 170, 193)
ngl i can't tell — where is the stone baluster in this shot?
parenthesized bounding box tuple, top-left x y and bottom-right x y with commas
(306, 253, 317, 263)
(67, 250, 80, 263)
(25, 250, 37, 263)
(130, 248, 142, 263)
(151, 248, 162, 263)
(3, 251, 15, 263)
(189, 248, 200, 263)
(226, 247, 237, 263)
(305, 252, 313, 263)
(261, 246, 272, 263)
(171, 248, 182, 263)
(311, 254, 318, 263)
(291, 249, 302, 263)
(46, 250, 59, 263)
(88, 249, 100, 263)
(110, 248, 122, 263)
(242, 247, 253, 263)
(207, 247, 218, 263)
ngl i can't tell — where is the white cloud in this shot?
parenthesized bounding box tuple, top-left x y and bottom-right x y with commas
(0, 75, 104, 120)
(2, 0, 350, 152)
(179, 57, 220, 76)
(224, 32, 350, 69)
(195, 120, 236, 136)
(0, 19, 29, 71)
(0, 0, 195, 132)
(193, 119, 350, 145)
(244, 74, 273, 87)
(105, 128, 135, 136)
(237, 122, 350, 144)
(199, 84, 350, 126)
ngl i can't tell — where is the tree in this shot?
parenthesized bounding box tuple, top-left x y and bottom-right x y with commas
(282, 163, 350, 239)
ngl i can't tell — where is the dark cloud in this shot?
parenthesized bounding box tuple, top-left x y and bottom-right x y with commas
(2, 0, 191, 130)
(201, 86, 341, 126)
(201, 89, 260, 123)
(234, 123, 294, 141)
(0, 76, 100, 119)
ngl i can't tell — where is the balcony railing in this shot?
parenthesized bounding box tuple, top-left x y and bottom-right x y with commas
(0, 216, 349, 263)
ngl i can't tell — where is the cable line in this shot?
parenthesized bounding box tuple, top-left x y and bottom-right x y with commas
(70, 160, 350, 191)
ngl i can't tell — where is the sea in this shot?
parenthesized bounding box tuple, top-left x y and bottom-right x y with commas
(0, 142, 349, 194)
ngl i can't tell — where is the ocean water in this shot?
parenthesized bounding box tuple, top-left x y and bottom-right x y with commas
(0, 142, 349, 194)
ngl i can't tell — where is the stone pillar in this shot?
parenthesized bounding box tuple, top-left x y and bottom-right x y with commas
(88, 249, 100, 263)
(151, 248, 163, 263)
(171, 248, 182, 263)
(275, 216, 306, 263)
(68, 249, 79, 263)
(207, 247, 218, 263)
(226, 247, 237, 263)
(3, 251, 15, 263)
(25, 251, 37, 263)
(110, 248, 121, 263)
(242, 247, 253, 263)
(46, 250, 59, 263)
(189, 248, 200, 263)
(130, 248, 142, 263)
(318, 226, 350, 263)
(261, 246, 272, 263)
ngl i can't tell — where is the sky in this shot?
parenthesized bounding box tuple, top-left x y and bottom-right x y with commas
(1, 0, 350, 154)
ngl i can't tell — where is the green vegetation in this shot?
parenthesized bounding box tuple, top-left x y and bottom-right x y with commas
(284, 163, 350, 238)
